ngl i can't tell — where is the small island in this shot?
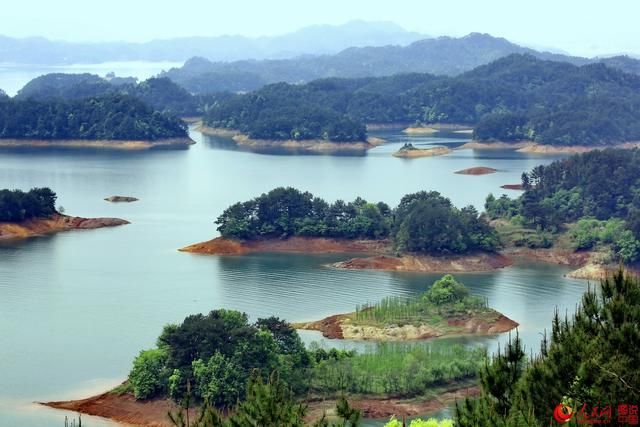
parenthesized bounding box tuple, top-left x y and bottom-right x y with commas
(105, 195, 139, 203)
(455, 166, 497, 175)
(392, 143, 451, 158)
(0, 187, 128, 240)
(295, 275, 518, 340)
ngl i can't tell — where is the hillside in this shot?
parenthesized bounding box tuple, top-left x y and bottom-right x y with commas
(0, 94, 188, 141)
(162, 33, 640, 93)
(203, 54, 640, 146)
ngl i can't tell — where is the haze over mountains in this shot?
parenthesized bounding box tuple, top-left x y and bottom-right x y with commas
(160, 33, 640, 94)
(0, 21, 426, 64)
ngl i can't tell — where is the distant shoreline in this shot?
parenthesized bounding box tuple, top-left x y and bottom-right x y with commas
(0, 137, 195, 150)
(197, 123, 383, 153)
(458, 140, 640, 153)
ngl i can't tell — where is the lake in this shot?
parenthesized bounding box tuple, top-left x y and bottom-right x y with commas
(0, 128, 589, 426)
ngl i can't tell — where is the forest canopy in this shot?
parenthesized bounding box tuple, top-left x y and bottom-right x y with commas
(0, 94, 187, 141)
(0, 187, 57, 222)
(215, 187, 498, 254)
(203, 55, 640, 146)
(485, 149, 640, 262)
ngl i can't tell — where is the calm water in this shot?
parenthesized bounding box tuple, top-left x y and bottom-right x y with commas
(0, 61, 183, 96)
(0, 128, 589, 426)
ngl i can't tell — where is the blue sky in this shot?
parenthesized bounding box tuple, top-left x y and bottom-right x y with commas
(4, 0, 638, 57)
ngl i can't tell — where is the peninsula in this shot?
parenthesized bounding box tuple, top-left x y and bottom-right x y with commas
(0, 188, 128, 240)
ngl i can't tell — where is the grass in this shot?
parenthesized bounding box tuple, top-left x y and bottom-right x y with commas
(310, 342, 485, 397)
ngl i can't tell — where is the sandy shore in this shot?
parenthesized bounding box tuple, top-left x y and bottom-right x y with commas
(179, 236, 388, 255)
(294, 308, 518, 341)
(458, 140, 640, 154)
(180, 237, 512, 274)
(197, 124, 383, 153)
(0, 137, 195, 150)
(330, 252, 512, 273)
(403, 124, 473, 135)
(393, 146, 451, 158)
(0, 214, 129, 241)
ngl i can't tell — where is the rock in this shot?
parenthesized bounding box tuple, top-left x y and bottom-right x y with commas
(455, 167, 497, 175)
(104, 196, 138, 203)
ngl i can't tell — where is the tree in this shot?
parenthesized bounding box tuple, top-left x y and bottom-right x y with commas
(129, 348, 169, 399)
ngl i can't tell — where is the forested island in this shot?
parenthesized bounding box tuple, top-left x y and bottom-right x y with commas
(0, 187, 128, 239)
(181, 187, 507, 272)
(201, 54, 640, 148)
(0, 93, 193, 149)
(295, 275, 517, 340)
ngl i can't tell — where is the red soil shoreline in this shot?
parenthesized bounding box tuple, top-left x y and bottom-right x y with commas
(0, 214, 129, 240)
(43, 382, 480, 426)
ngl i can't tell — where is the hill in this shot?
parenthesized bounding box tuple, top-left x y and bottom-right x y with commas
(163, 33, 640, 94)
(0, 21, 425, 64)
(203, 54, 640, 146)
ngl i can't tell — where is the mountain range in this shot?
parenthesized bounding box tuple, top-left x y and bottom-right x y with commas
(161, 33, 640, 94)
(0, 21, 426, 64)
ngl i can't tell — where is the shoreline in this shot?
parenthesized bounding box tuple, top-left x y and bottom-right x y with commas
(197, 124, 383, 153)
(403, 124, 473, 135)
(457, 140, 640, 154)
(180, 237, 618, 280)
(393, 146, 451, 158)
(179, 237, 511, 273)
(43, 381, 480, 426)
(294, 307, 518, 341)
(0, 137, 195, 150)
(0, 214, 129, 241)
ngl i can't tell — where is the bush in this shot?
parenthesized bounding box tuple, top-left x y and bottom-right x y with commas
(426, 275, 470, 305)
(129, 348, 168, 399)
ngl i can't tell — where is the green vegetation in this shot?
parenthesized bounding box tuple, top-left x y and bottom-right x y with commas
(0, 94, 187, 140)
(485, 149, 640, 262)
(455, 270, 640, 426)
(384, 418, 453, 427)
(354, 275, 487, 327)
(203, 54, 640, 145)
(16, 74, 202, 117)
(0, 187, 56, 221)
(126, 305, 485, 426)
(167, 372, 363, 427)
(128, 310, 311, 406)
(216, 188, 498, 255)
(311, 342, 484, 397)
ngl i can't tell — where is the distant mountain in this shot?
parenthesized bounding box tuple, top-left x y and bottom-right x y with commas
(0, 21, 426, 65)
(162, 33, 640, 94)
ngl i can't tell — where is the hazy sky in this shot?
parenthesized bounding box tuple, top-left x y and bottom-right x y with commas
(3, 0, 638, 57)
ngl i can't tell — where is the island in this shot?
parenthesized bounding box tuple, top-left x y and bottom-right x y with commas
(104, 195, 139, 203)
(193, 55, 640, 152)
(198, 124, 384, 154)
(455, 166, 497, 175)
(180, 187, 505, 273)
(44, 308, 488, 425)
(392, 143, 451, 158)
(0, 94, 194, 150)
(0, 188, 128, 240)
(295, 275, 517, 340)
